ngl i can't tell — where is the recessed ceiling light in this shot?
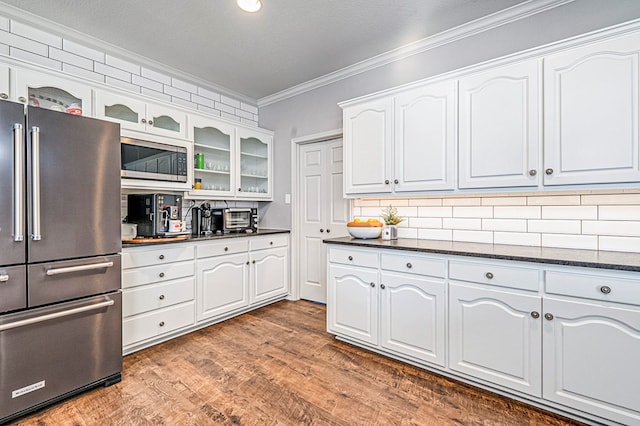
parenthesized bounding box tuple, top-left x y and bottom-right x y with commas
(237, 0, 262, 13)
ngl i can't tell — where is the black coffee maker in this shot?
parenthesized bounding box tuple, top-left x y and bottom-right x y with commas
(191, 202, 213, 236)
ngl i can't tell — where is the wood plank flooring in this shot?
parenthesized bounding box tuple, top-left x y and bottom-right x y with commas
(11, 300, 585, 425)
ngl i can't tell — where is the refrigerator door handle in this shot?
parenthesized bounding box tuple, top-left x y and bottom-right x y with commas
(13, 123, 24, 242)
(45, 261, 114, 276)
(30, 126, 41, 241)
(0, 298, 115, 332)
(0, 274, 9, 282)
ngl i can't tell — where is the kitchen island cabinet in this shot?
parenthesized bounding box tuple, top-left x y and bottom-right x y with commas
(325, 237, 640, 426)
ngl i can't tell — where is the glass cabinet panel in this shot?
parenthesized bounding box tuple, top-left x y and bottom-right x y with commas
(152, 114, 181, 134)
(27, 86, 83, 114)
(15, 69, 91, 116)
(104, 103, 139, 124)
(239, 133, 270, 196)
(193, 126, 233, 194)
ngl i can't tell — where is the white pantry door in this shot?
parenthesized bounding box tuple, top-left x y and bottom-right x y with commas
(298, 139, 349, 303)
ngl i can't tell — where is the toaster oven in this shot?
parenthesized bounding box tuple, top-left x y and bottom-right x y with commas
(211, 208, 258, 233)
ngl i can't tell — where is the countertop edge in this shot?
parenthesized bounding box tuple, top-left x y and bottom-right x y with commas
(323, 237, 640, 272)
(123, 229, 290, 248)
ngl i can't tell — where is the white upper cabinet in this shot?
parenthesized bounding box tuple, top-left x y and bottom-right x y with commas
(0, 65, 10, 101)
(237, 127, 273, 200)
(15, 68, 92, 116)
(544, 32, 640, 185)
(458, 59, 540, 189)
(95, 90, 187, 139)
(394, 80, 456, 192)
(343, 97, 393, 195)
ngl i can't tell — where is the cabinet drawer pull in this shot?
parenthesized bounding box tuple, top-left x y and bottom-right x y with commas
(544, 313, 554, 321)
(159, 272, 165, 278)
(545, 168, 554, 175)
(159, 254, 165, 260)
(380, 284, 386, 289)
(600, 285, 612, 294)
(530, 311, 540, 319)
(529, 169, 537, 176)
(384, 179, 390, 184)
(485, 272, 494, 279)
(270, 241, 273, 245)
(159, 321, 165, 327)
(370, 282, 375, 288)
(159, 294, 165, 300)
(406, 262, 412, 269)
(224, 247, 229, 252)
(348, 256, 353, 261)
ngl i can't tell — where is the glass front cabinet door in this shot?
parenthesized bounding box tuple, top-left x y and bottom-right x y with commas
(237, 127, 272, 199)
(189, 114, 235, 197)
(15, 69, 92, 116)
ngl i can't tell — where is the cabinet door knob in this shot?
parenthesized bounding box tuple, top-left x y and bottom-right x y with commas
(18, 96, 26, 103)
(370, 282, 375, 288)
(270, 241, 273, 245)
(159, 272, 165, 278)
(326, 229, 331, 233)
(252, 260, 256, 264)
(380, 284, 386, 289)
(384, 179, 390, 184)
(141, 118, 147, 124)
(159, 294, 165, 300)
(485, 272, 494, 279)
(529, 169, 537, 176)
(600, 285, 612, 294)
(148, 120, 153, 125)
(406, 262, 412, 269)
(238, 188, 242, 191)
(530, 311, 540, 319)
(545, 168, 554, 175)
(348, 256, 353, 261)
(0, 93, 7, 99)
(246, 261, 250, 265)
(159, 321, 165, 327)
(320, 228, 324, 233)
(394, 179, 399, 184)
(224, 247, 229, 251)
(159, 254, 165, 260)
(544, 313, 554, 321)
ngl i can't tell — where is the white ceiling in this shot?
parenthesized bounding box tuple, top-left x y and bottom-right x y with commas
(0, 0, 529, 101)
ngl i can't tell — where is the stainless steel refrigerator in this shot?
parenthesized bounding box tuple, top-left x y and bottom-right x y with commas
(0, 101, 123, 423)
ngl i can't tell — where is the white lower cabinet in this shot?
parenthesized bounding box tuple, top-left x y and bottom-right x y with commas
(197, 252, 249, 321)
(326, 243, 640, 425)
(250, 246, 289, 304)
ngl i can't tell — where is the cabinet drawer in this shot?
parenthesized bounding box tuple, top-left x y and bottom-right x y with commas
(123, 301, 195, 347)
(381, 252, 445, 277)
(450, 260, 539, 291)
(545, 271, 640, 306)
(122, 276, 195, 317)
(250, 234, 289, 251)
(197, 239, 249, 258)
(122, 245, 195, 269)
(329, 247, 378, 268)
(122, 260, 194, 289)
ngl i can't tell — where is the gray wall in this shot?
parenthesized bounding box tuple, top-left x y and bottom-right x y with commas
(258, 0, 640, 229)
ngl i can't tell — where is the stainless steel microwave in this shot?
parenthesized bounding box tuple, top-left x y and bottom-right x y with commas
(121, 136, 188, 182)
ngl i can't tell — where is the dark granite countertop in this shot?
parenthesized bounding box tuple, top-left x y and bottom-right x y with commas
(123, 229, 290, 248)
(323, 236, 640, 272)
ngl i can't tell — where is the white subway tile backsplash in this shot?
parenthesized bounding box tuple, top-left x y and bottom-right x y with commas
(418, 228, 452, 241)
(528, 219, 581, 234)
(482, 219, 527, 232)
(443, 218, 481, 230)
(196, 104, 221, 116)
(494, 232, 540, 246)
(380, 199, 410, 207)
(106, 54, 140, 74)
(353, 199, 380, 207)
(443, 197, 481, 206)
(481, 196, 526, 206)
(236, 109, 254, 120)
(395, 206, 417, 217)
(197, 87, 221, 102)
(453, 230, 493, 244)
(418, 206, 452, 218)
(221, 111, 240, 122)
(0, 43, 8, 56)
(240, 102, 258, 114)
(62, 39, 104, 62)
(220, 95, 241, 108)
(452, 206, 492, 218)
(0, 16, 9, 32)
(215, 101, 235, 115)
(49, 47, 93, 70)
(132, 74, 163, 91)
(141, 87, 171, 102)
(10, 47, 61, 69)
(191, 94, 215, 108)
(0, 30, 48, 56)
(164, 84, 190, 100)
(542, 206, 597, 220)
(171, 97, 197, 109)
(62, 63, 104, 83)
(409, 217, 442, 229)
(582, 220, 640, 237)
(599, 206, 640, 220)
(105, 76, 139, 93)
(11, 20, 61, 48)
(495, 206, 541, 219)
(95, 62, 131, 82)
(240, 117, 258, 126)
(527, 195, 581, 205)
(542, 234, 598, 250)
(581, 193, 640, 205)
(599, 236, 640, 253)
(398, 228, 418, 239)
(408, 198, 442, 206)
(140, 67, 171, 84)
(171, 78, 197, 93)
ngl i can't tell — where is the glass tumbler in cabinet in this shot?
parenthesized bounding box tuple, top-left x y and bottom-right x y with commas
(239, 131, 271, 197)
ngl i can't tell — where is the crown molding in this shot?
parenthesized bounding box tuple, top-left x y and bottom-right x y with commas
(0, 3, 258, 106)
(257, 0, 574, 107)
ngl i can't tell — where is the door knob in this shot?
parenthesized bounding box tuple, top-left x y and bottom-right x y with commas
(141, 118, 147, 124)
(384, 179, 390, 184)
(485, 272, 494, 279)
(320, 229, 324, 233)
(600, 286, 612, 294)
(394, 179, 399, 184)
(159, 295, 165, 300)
(529, 169, 537, 176)
(326, 229, 331, 233)
(159, 321, 165, 327)
(148, 120, 154, 125)
(159, 272, 165, 278)
(530, 311, 540, 319)
(545, 168, 554, 175)
(370, 282, 375, 287)
(544, 313, 554, 321)
(380, 284, 386, 289)
(159, 254, 165, 260)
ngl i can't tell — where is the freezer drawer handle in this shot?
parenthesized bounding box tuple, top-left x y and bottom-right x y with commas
(31, 126, 42, 241)
(0, 274, 9, 282)
(45, 261, 115, 276)
(0, 299, 115, 332)
(13, 123, 24, 242)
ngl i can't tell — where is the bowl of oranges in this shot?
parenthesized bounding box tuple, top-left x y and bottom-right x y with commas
(347, 218, 383, 239)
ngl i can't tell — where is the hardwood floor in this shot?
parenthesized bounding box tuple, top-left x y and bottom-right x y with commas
(12, 300, 585, 425)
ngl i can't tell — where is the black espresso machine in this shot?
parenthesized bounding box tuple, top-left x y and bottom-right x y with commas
(127, 193, 188, 237)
